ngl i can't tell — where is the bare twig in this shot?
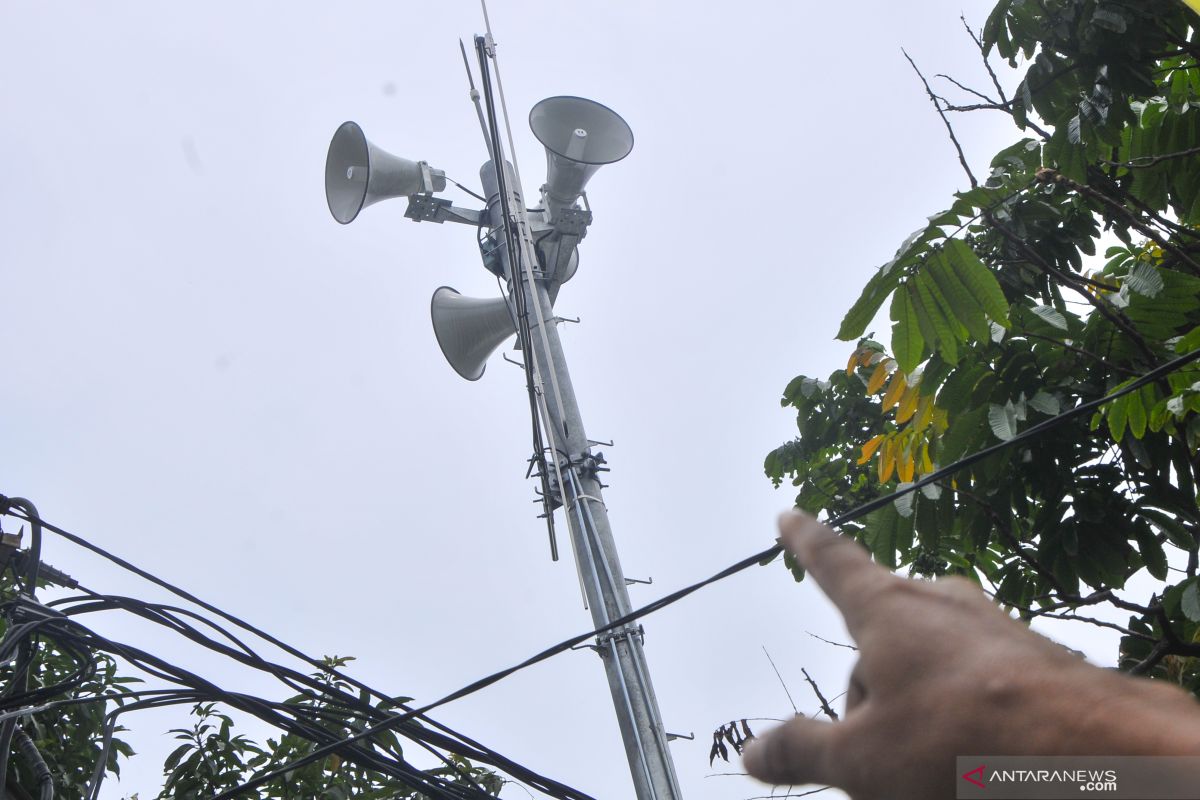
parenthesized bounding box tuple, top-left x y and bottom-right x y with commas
(904, 49, 979, 188)
(762, 647, 799, 714)
(1103, 144, 1200, 169)
(1035, 611, 1153, 641)
(962, 14, 1009, 105)
(804, 631, 858, 651)
(800, 668, 839, 722)
(935, 72, 998, 105)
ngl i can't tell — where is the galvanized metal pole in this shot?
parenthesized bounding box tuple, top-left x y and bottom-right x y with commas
(520, 275, 684, 800)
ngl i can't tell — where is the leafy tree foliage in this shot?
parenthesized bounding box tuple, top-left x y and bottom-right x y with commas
(766, 0, 1200, 688)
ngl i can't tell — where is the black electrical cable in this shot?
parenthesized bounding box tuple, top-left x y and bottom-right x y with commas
(0, 535, 593, 800)
(33, 616, 491, 800)
(28, 588, 589, 800)
(49, 592, 494, 795)
(14, 728, 53, 800)
(47, 589, 578, 798)
(0, 496, 44, 788)
(0, 509, 577, 794)
(207, 345, 1200, 799)
(446, 176, 488, 203)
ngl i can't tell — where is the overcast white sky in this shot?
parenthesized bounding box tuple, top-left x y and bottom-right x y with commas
(0, 2, 1138, 799)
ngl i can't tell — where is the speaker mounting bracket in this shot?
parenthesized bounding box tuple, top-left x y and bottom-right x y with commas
(552, 206, 592, 238)
(404, 195, 484, 226)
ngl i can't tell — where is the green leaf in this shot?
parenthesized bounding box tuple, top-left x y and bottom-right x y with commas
(1183, 581, 1200, 623)
(942, 240, 1009, 326)
(890, 286, 925, 374)
(1107, 393, 1129, 441)
(1127, 387, 1148, 439)
(917, 269, 967, 342)
(937, 363, 986, 414)
(988, 402, 1018, 441)
(838, 225, 940, 341)
(838, 265, 901, 341)
(927, 251, 991, 342)
(1176, 325, 1200, 354)
(1134, 524, 1168, 581)
(911, 276, 960, 363)
(1092, 6, 1127, 34)
(1030, 304, 1068, 330)
(862, 504, 912, 569)
(1126, 261, 1164, 298)
(1028, 390, 1060, 416)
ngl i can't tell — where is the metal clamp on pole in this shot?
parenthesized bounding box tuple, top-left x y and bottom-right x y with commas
(596, 624, 646, 651)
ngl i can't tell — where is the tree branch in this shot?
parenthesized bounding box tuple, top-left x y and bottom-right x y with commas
(1037, 168, 1200, 276)
(982, 210, 1161, 363)
(904, 49, 978, 189)
(1018, 331, 1142, 376)
(804, 630, 858, 651)
(800, 669, 838, 722)
(962, 14, 1009, 105)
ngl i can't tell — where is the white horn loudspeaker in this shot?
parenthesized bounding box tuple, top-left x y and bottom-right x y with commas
(325, 121, 447, 224)
(529, 96, 633, 221)
(430, 287, 517, 381)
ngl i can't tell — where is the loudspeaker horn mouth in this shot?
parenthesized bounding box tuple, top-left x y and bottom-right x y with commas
(325, 121, 370, 224)
(529, 96, 634, 166)
(430, 286, 517, 382)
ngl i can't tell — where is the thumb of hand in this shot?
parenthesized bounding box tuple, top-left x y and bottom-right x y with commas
(742, 715, 840, 788)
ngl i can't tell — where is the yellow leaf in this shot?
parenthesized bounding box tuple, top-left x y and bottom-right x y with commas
(881, 372, 907, 412)
(878, 437, 897, 482)
(846, 349, 860, 376)
(913, 395, 935, 433)
(896, 384, 921, 423)
(920, 442, 933, 474)
(897, 450, 915, 483)
(873, 362, 892, 395)
(858, 434, 886, 465)
(932, 407, 950, 433)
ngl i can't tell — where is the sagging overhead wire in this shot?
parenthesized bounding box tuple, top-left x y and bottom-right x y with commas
(0, 517, 596, 800)
(0, 592, 580, 800)
(199, 344, 1200, 799)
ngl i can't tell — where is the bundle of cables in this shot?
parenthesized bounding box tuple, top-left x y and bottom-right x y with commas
(0, 498, 595, 800)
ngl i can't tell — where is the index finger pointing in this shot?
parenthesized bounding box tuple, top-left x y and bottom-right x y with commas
(779, 511, 893, 635)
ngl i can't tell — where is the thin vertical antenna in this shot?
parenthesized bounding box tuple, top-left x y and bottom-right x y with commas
(458, 39, 494, 158)
(478, 0, 571, 442)
(474, 36, 580, 582)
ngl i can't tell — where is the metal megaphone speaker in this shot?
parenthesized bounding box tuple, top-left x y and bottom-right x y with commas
(430, 287, 517, 381)
(529, 96, 633, 222)
(325, 121, 447, 224)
